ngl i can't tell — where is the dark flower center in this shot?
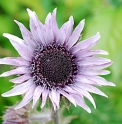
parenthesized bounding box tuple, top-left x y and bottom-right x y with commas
(30, 45, 77, 89)
(39, 51, 72, 84)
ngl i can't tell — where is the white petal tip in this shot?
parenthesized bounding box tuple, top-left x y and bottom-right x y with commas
(0, 73, 5, 77)
(81, 19, 85, 24)
(102, 51, 109, 55)
(1, 93, 6, 97)
(27, 8, 34, 17)
(27, 8, 31, 12)
(53, 8, 57, 12)
(3, 33, 9, 37)
(14, 20, 20, 24)
(82, 19, 85, 22)
(93, 103, 96, 109)
(109, 82, 116, 87)
(69, 16, 74, 21)
(1, 93, 10, 97)
(104, 94, 108, 98)
(87, 108, 91, 113)
(97, 32, 100, 35)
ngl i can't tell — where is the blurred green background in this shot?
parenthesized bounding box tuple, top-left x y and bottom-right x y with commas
(0, 0, 122, 123)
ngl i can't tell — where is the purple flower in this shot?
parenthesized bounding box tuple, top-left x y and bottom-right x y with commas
(0, 8, 115, 113)
(2, 104, 30, 124)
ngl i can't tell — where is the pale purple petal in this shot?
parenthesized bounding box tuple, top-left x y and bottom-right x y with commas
(49, 92, 57, 110)
(44, 12, 54, 44)
(72, 94, 91, 113)
(79, 62, 113, 70)
(71, 32, 100, 54)
(63, 85, 80, 95)
(75, 50, 109, 60)
(75, 82, 108, 97)
(27, 9, 46, 45)
(78, 69, 110, 75)
(78, 57, 111, 66)
(32, 86, 44, 108)
(56, 27, 66, 45)
(15, 84, 36, 110)
(75, 74, 100, 86)
(51, 8, 59, 40)
(14, 20, 37, 50)
(3, 33, 32, 61)
(72, 85, 96, 108)
(10, 74, 31, 83)
(56, 16, 74, 45)
(50, 89, 60, 109)
(2, 79, 33, 97)
(0, 57, 29, 66)
(58, 90, 76, 107)
(43, 25, 54, 45)
(65, 16, 74, 43)
(80, 75, 115, 86)
(0, 67, 29, 77)
(41, 88, 49, 108)
(45, 12, 52, 26)
(66, 19, 85, 49)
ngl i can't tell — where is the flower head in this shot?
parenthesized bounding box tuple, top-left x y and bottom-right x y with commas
(2, 104, 30, 124)
(0, 8, 115, 113)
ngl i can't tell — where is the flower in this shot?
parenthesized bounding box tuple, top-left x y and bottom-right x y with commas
(2, 104, 30, 124)
(0, 8, 115, 113)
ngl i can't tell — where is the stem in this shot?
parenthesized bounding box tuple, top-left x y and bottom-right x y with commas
(51, 108, 59, 124)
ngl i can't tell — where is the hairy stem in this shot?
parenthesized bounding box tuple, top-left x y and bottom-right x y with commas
(51, 108, 59, 124)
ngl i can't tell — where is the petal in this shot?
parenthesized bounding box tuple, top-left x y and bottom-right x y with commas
(72, 94, 91, 113)
(2, 79, 33, 97)
(75, 74, 100, 86)
(32, 86, 44, 108)
(58, 90, 76, 107)
(75, 82, 108, 97)
(3, 33, 32, 61)
(71, 32, 100, 54)
(65, 16, 74, 42)
(56, 16, 74, 45)
(15, 84, 36, 110)
(78, 57, 111, 66)
(51, 8, 59, 40)
(80, 75, 115, 86)
(0, 67, 29, 77)
(56, 27, 66, 45)
(41, 88, 49, 108)
(10, 74, 31, 83)
(75, 50, 109, 60)
(50, 89, 60, 109)
(78, 68, 110, 75)
(49, 91, 57, 110)
(0, 57, 29, 66)
(63, 85, 79, 95)
(72, 85, 96, 108)
(79, 62, 113, 70)
(66, 19, 85, 49)
(43, 25, 54, 45)
(27, 9, 45, 45)
(14, 20, 37, 50)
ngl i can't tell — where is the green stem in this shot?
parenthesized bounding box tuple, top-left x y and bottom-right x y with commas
(51, 108, 59, 124)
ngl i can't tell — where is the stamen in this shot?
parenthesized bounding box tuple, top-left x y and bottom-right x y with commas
(30, 45, 78, 89)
